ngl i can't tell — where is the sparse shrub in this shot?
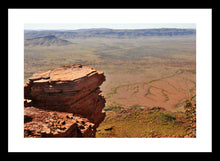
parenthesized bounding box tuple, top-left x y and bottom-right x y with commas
(159, 113, 176, 122)
(184, 99, 196, 137)
(150, 106, 161, 111)
(104, 104, 124, 112)
(129, 104, 143, 110)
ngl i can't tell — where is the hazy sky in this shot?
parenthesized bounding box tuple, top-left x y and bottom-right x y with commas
(24, 23, 196, 30)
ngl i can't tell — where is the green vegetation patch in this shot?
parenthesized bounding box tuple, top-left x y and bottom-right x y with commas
(104, 104, 124, 112)
(97, 106, 187, 137)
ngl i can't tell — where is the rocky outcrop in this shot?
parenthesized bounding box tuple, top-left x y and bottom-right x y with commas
(24, 107, 96, 137)
(24, 64, 106, 137)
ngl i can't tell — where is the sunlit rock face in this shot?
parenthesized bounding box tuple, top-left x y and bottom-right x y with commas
(24, 64, 106, 138)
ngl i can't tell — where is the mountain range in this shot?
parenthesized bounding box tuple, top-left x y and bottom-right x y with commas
(24, 35, 73, 46)
(24, 28, 196, 40)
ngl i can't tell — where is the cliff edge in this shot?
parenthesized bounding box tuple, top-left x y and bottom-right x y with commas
(24, 64, 106, 137)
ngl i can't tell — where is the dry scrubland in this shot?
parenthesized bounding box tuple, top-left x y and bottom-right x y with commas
(24, 35, 196, 137)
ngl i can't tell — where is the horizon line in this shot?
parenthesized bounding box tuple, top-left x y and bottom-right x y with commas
(24, 27, 196, 31)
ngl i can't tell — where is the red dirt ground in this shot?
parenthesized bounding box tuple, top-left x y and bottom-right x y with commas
(104, 69, 196, 112)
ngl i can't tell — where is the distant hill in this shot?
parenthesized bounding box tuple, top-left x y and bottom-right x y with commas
(24, 35, 73, 46)
(24, 28, 196, 39)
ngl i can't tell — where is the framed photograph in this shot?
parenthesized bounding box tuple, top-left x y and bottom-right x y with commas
(8, 8, 212, 152)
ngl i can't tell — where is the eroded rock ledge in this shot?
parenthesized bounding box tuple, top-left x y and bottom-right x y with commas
(24, 64, 106, 137)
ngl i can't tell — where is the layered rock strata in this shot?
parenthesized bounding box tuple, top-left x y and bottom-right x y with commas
(24, 64, 106, 137)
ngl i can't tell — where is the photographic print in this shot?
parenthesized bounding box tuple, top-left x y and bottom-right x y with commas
(8, 9, 212, 152)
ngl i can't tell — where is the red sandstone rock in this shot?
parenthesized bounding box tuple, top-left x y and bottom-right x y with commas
(24, 107, 95, 137)
(24, 64, 106, 137)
